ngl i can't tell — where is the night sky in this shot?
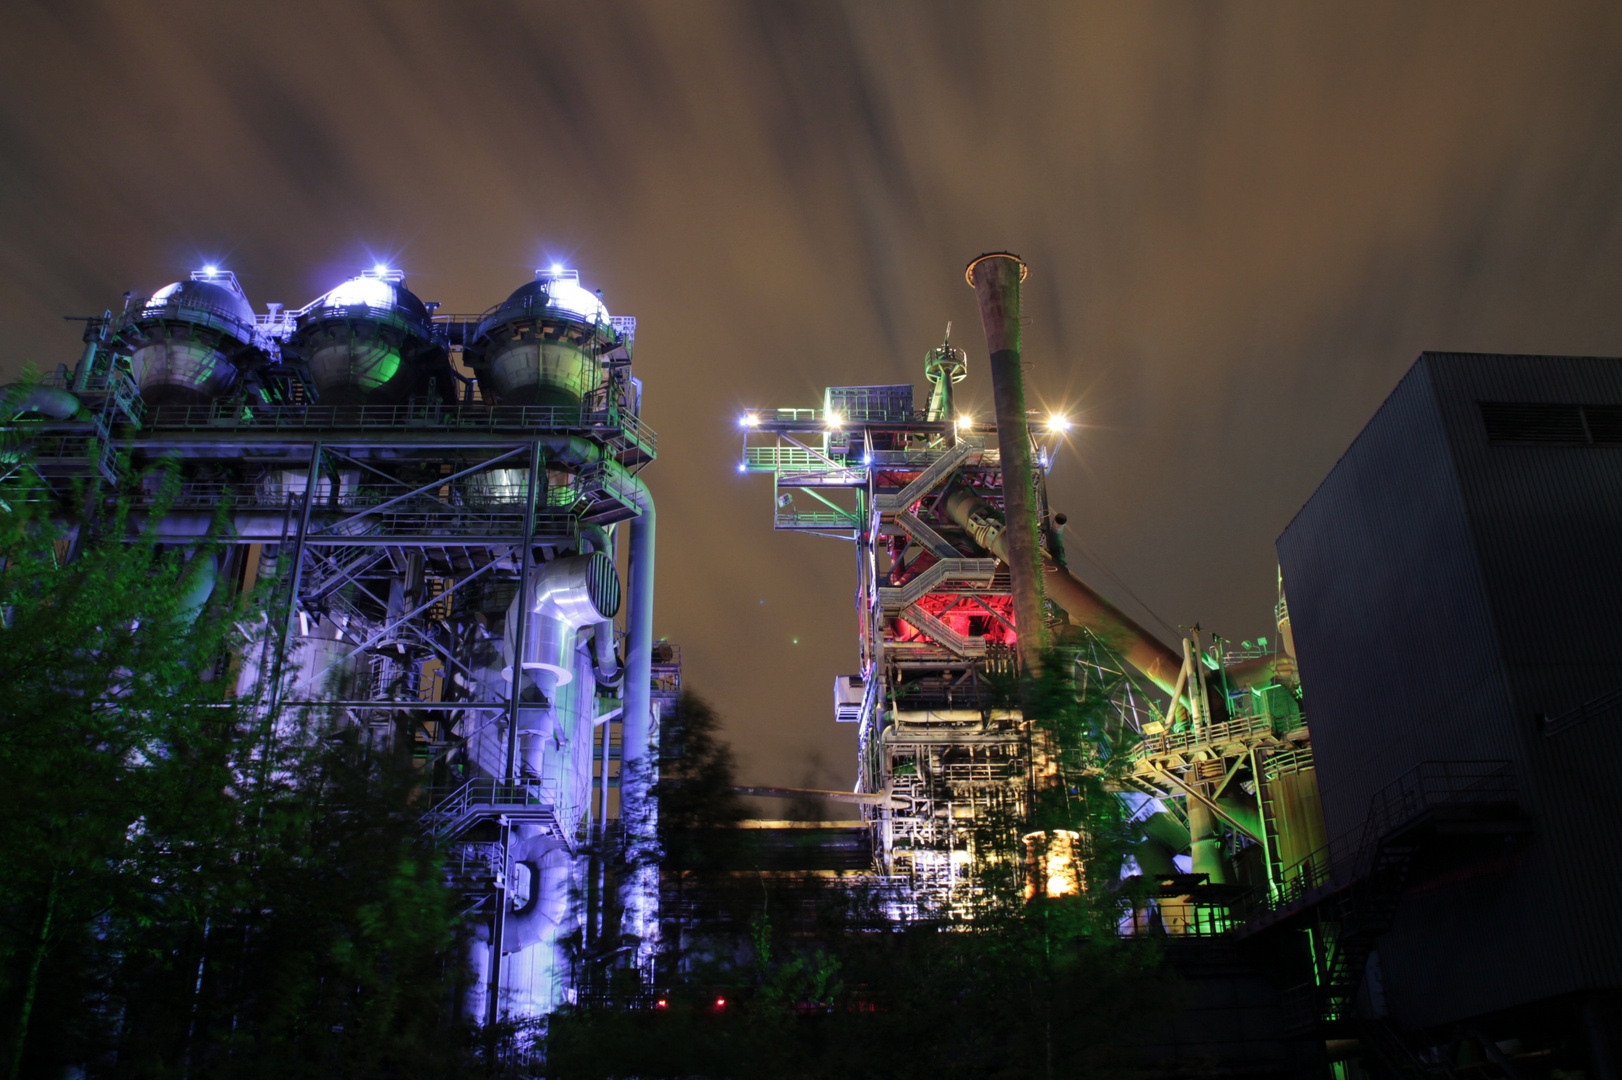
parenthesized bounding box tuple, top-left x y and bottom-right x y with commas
(5, 2, 1622, 801)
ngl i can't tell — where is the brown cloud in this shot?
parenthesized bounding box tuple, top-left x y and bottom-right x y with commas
(4, 0, 1621, 787)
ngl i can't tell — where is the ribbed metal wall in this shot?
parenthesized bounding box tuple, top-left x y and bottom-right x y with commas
(1277, 352, 1622, 1029)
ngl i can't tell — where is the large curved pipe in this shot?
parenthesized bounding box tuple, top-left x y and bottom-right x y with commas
(0, 383, 81, 421)
(577, 525, 623, 688)
(941, 485, 1183, 697)
(175, 551, 220, 627)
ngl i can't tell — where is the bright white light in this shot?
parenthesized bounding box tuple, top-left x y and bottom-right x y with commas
(537, 276, 610, 323)
(956, 415, 973, 432)
(737, 463, 746, 473)
(373, 262, 389, 274)
(740, 413, 760, 427)
(826, 411, 843, 430)
(202, 264, 218, 276)
(326, 276, 395, 308)
(550, 263, 564, 274)
(1046, 414, 1072, 433)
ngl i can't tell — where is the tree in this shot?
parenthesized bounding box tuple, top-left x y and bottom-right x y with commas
(0, 476, 477, 1078)
(544, 664, 1174, 1080)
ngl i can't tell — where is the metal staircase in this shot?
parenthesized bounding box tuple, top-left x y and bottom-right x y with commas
(900, 603, 985, 658)
(874, 436, 979, 512)
(877, 558, 998, 612)
(422, 776, 560, 842)
(894, 510, 962, 559)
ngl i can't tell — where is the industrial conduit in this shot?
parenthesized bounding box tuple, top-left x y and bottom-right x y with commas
(1, 384, 83, 463)
(503, 552, 618, 774)
(939, 485, 1184, 696)
(577, 525, 623, 688)
(0, 384, 81, 421)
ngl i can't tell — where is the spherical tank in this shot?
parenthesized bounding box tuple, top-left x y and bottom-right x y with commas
(122, 277, 260, 407)
(291, 275, 448, 406)
(471, 274, 615, 408)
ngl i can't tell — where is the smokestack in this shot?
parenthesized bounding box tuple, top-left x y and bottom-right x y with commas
(966, 253, 1047, 670)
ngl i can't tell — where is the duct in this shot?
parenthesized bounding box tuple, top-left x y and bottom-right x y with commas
(0, 384, 81, 421)
(940, 485, 1184, 697)
(502, 835, 573, 955)
(577, 525, 623, 688)
(504, 552, 619, 779)
(174, 551, 219, 628)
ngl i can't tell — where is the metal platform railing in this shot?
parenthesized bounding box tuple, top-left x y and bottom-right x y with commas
(132, 402, 657, 452)
(1239, 759, 1517, 921)
(421, 777, 560, 842)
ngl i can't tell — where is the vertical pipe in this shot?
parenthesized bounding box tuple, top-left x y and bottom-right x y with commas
(598, 711, 613, 831)
(486, 815, 511, 1026)
(490, 439, 542, 1026)
(620, 491, 656, 774)
(966, 253, 1047, 671)
(503, 440, 544, 781)
(618, 477, 657, 957)
(262, 441, 322, 739)
(71, 334, 98, 393)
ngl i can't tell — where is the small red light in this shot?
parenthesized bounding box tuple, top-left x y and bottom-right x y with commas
(655, 998, 668, 1009)
(715, 996, 726, 1008)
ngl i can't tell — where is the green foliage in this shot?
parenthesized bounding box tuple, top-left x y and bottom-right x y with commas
(0, 479, 479, 1078)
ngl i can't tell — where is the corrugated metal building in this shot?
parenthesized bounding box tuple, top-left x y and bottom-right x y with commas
(1277, 352, 1622, 1053)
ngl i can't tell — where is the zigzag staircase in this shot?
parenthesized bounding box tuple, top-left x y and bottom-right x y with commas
(874, 437, 978, 513)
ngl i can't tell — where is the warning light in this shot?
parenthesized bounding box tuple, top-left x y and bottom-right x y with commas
(714, 996, 726, 1009)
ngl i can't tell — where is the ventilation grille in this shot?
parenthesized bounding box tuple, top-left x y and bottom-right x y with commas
(1479, 402, 1622, 445)
(584, 550, 621, 619)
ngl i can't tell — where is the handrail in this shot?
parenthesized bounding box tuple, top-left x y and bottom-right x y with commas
(1237, 759, 1516, 921)
(131, 401, 657, 451)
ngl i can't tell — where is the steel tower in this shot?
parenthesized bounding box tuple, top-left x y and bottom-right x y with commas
(7, 264, 661, 1022)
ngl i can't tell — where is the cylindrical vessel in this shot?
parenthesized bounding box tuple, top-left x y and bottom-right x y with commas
(470, 272, 617, 408)
(288, 274, 450, 406)
(120, 275, 260, 406)
(966, 253, 1047, 669)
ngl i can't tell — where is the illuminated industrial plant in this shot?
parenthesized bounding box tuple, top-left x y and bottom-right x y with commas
(738, 257, 1323, 930)
(3, 262, 664, 1023)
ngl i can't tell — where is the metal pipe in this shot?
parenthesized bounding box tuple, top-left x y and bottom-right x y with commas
(490, 440, 541, 1027)
(0, 383, 80, 421)
(616, 470, 657, 958)
(577, 525, 622, 688)
(940, 485, 1184, 697)
(966, 253, 1047, 670)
